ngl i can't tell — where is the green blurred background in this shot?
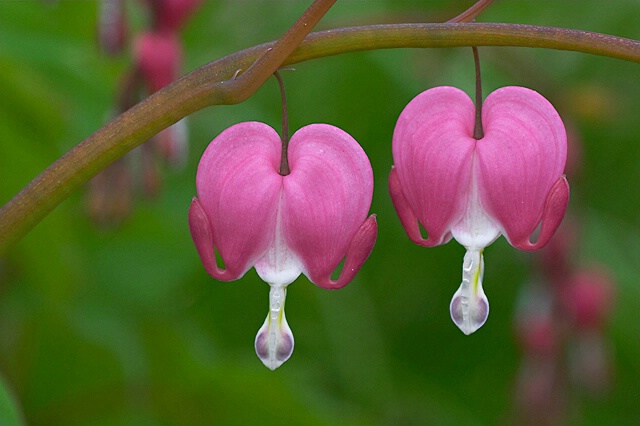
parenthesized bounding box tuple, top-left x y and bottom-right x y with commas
(1, 1, 639, 425)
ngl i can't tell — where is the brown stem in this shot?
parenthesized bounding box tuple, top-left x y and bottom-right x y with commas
(455, 0, 490, 139)
(274, 71, 291, 176)
(472, 46, 484, 140)
(448, 0, 494, 23)
(2, 23, 640, 255)
(219, 0, 336, 105)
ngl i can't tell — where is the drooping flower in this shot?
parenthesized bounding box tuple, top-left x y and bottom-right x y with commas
(389, 86, 569, 335)
(190, 122, 377, 369)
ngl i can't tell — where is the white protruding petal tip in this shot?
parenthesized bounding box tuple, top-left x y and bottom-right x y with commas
(450, 286, 489, 335)
(254, 285, 294, 370)
(450, 248, 489, 335)
(254, 315, 294, 370)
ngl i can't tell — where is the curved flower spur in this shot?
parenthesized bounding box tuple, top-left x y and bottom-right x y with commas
(389, 86, 569, 335)
(190, 122, 377, 370)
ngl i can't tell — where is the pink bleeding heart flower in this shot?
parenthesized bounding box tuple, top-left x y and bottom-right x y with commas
(389, 86, 569, 335)
(190, 122, 377, 369)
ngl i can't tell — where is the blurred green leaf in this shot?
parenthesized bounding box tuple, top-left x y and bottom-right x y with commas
(0, 374, 24, 426)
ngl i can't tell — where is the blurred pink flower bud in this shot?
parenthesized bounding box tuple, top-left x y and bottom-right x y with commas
(150, 0, 203, 33)
(87, 157, 133, 226)
(538, 221, 577, 284)
(97, 0, 128, 55)
(514, 358, 565, 426)
(514, 281, 559, 358)
(133, 31, 182, 93)
(561, 268, 615, 330)
(517, 315, 558, 358)
(189, 122, 377, 369)
(155, 118, 189, 168)
(390, 86, 569, 334)
(141, 143, 163, 197)
(569, 330, 612, 394)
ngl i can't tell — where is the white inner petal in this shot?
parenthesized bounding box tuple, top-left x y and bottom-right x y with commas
(449, 155, 497, 335)
(253, 192, 300, 370)
(450, 155, 501, 249)
(254, 192, 302, 287)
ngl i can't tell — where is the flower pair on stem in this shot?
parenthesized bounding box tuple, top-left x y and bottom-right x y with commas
(190, 51, 570, 368)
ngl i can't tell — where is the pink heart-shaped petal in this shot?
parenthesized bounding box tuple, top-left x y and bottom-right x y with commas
(281, 123, 375, 288)
(476, 86, 568, 248)
(391, 86, 476, 246)
(194, 121, 282, 280)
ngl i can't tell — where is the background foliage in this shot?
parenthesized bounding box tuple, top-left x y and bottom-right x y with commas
(1, 1, 639, 425)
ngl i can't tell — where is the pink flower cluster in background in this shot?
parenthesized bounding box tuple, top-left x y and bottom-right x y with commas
(513, 156, 615, 426)
(89, 0, 201, 225)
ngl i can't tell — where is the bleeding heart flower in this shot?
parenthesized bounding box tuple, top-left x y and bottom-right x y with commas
(389, 86, 569, 335)
(190, 122, 377, 369)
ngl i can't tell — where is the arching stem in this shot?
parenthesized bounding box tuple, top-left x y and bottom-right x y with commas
(448, 0, 494, 23)
(3, 22, 640, 254)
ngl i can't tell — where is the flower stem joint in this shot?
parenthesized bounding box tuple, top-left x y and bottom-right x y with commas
(389, 86, 570, 335)
(189, 122, 377, 370)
